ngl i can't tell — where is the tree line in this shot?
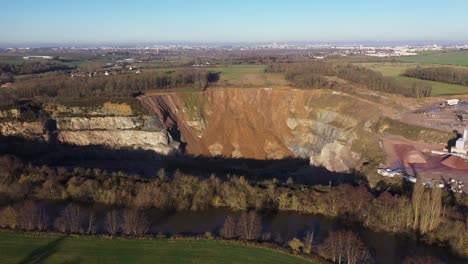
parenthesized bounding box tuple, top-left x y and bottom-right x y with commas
(0, 61, 72, 85)
(0, 154, 466, 257)
(267, 62, 432, 98)
(8, 69, 217, 100)
(0, 200, 448, 264)
(0, 199, 375, 263)
(403, 66, 468, 86)
(0, 201, 148, 236)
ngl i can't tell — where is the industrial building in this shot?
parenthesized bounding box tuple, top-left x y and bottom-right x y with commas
(451, 129, 468, 157)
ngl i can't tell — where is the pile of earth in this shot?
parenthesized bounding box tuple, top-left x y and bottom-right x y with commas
(394, 144, 428, 167)
(441, 155, 468, 170)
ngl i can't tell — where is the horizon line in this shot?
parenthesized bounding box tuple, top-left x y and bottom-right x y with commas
(2, 39, 468, 49)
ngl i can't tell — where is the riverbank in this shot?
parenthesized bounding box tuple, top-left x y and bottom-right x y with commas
(0, 207, 466, 264)
(0, 230, 322, 264)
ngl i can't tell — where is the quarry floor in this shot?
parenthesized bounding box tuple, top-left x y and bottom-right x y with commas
(401, 97, 468, 133)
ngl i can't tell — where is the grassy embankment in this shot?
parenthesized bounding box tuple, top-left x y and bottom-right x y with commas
(0, 231, 316, 264)
(374, 117, 452, 145)
(356, 62, 468, 96)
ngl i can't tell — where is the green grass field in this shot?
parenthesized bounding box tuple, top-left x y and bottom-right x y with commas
(0, 55, 25, 64)
(356, 62, 468, 96)
(207, 64, 266, 79)
(0, 231, 314, 264)
(398, 50, 468, 66)
(150, 64, 287, 87)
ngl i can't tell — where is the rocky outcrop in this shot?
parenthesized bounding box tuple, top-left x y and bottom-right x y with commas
(48, 102, 134, 117)
(56, 116, 163, 131)
(55, 115, 179, 155)
(57, 130, 178, 155)
(313, 141, 360, 172)
(0, 109, 20, 119)
(0, 121, 47, 139)
(1, 113, 179, 156)
(140, 88, 381, 172)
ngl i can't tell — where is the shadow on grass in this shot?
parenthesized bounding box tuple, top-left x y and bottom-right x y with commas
(18, 236, 67, 264)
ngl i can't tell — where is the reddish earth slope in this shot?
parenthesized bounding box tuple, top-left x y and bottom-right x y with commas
(140, 88, 384, 172)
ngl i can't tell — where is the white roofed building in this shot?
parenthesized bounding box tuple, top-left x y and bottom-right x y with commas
(452, 129, 468, 155)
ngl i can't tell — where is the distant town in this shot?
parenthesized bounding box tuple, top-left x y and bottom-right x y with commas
(2, 42, 468, 59)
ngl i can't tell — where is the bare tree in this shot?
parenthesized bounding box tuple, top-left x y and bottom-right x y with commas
(105, 209, 120, 235)
(236, 211, 262, 240)
(121, 209, 149, 236)
(261, 232, 272, 241)
(17, 201, 38, 231)
(54, 215, 67, 233)
(303, 231, 314, 254)
(412, 182, 442, 234)
(15, 201, 48, 231)
(412, 181, 425, 230)
(319, 230, 372, 264)
(428, 187, 442, 232)
(344, 231, 370, 264)
(274, 233, 283, 244)
(0, 206, 18, 229)
(87, 212, 96, 234)
(54, 203, 86, 233)
(36, 206, 49, 231)
(220, 215, 236, 239)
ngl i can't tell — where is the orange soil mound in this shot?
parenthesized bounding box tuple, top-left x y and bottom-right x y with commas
(394, 144, 427, 167)
(441, 155, 468, 170)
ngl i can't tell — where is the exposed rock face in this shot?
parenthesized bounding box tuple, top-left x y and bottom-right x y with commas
(0, 121, 47, 139)
(57, 130, 178, 155)
(55, 115, 179, 155)
(1, 88, 383, 171)
(47, 102, 134, 117)
(140, 88, 381, 172)
(0, 109, 20, 119)
(56, 116, 163, 131)
(314, 141, 360, 172)
(1, 114, 179, 156)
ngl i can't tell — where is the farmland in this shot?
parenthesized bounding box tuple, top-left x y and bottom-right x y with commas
(398, 50, 468, 66)
(152, 64, 287, 87)
(0, 231, 314, 264)
(356, 62, 468, 96)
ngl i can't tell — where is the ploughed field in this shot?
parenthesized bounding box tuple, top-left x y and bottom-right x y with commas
(0, 231, 313, 264)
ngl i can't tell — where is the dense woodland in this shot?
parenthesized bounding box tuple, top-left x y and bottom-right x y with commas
(1, 60, 436, 109)
(0, 61, 71, 75)
(0, 73, 13, 85)
(403, 66, 468, 86)
(267, 62, 433, 98)
(0, 153, 466, 260)
(0, 61, 72, 85)
(7, 69, 216, 101)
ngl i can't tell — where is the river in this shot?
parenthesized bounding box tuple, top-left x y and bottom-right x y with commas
(15, 202, 467, 264)
(142, 208, 464, 264)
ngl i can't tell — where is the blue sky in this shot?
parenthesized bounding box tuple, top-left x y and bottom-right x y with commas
(2, 0, 468, 44)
